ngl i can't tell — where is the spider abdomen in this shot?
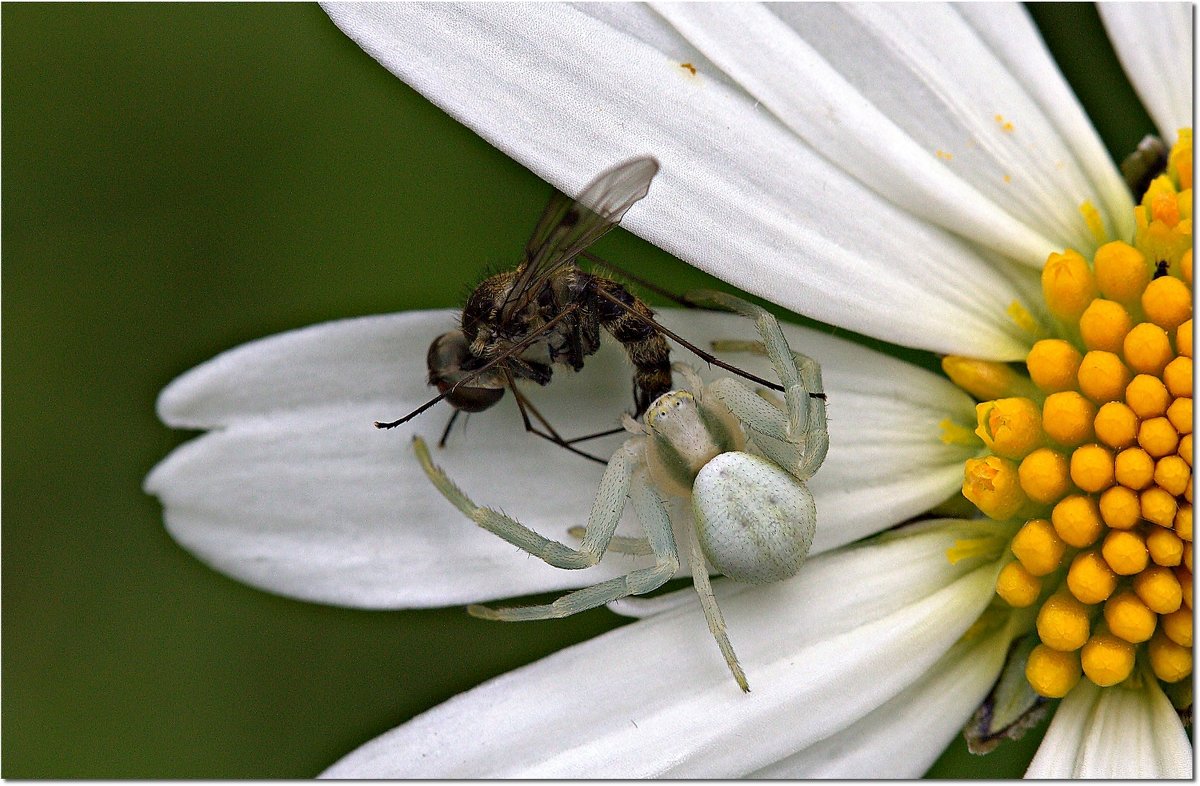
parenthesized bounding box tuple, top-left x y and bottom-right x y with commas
(691, 452, 816, 584)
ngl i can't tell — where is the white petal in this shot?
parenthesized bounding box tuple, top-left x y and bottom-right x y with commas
(750, 622, 1012, 778)
(1099, 3, 1194, 146)
(958, 3, 1135, 242)
(656, 3, 1121, 261)
(1026, 677, 1193, 778)
(325, 2, 1035, 359)
(321, 520, 1002, 777)
(147, 308, 972, 607)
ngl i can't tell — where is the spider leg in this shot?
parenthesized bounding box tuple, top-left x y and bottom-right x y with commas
(469, 466, 679, 620)
(414, 436, 639, 569)
(686, 522, 749, 692)
(567, 526, 652, 555)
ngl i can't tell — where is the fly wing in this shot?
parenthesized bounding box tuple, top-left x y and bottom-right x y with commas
(500, 156, 659, 320)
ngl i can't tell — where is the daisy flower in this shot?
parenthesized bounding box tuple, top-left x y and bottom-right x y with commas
(146, 2, 1193, 778)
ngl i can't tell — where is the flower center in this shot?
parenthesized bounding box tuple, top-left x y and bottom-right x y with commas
(951, 130, 1193, 699)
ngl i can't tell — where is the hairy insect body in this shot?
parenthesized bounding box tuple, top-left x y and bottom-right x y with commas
(460, 266, 673, 413)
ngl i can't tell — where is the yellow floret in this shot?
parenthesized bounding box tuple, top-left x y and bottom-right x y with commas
(1122, 323, 1174, 375)
(1080, 299, 1133, 352)
(1163, 356, 1193, 397)
(1099, 485, 1142, 529)
(1093, 401, 1140, 448)
(975, 398, 1043, 459)
(1125, 374, 1171, 418)
(1179, 568, 1193, 607)
(996, 561, 1042, 607)
(1132, 565, 1183, 614)
(1176, 318, 1193, 358)
(1104, 591, 1157, 643)
(1141, 486, 1180, 528)
(942, 356, 1037, 401)
(1161, 606, 1193, 647)
(1043, 249, 1098, 321)
(1026, 339, 1083, 393)
(1148, 629, 1193, 682)
(1069, 443, 1115, 492)
(963, 456, 1028, 520)
(1080, 632, 1136, 686)
(1148, 526, 1185, 566)
(1078, 351, 1131, 403)
(1052, 495, 1104, 548)
(1010, 518, 1066, 576)
(1026, 644, 1081, 698)
(1167, 397, 1192, 435)
(1115, 447, 1156, 489)
(1183, 249, 1194, 286)
(1142, 275, 1193, 332)
(1018, 448, 1071, 505)
(1176, 505, 1193, 541)
(1036, 592, 1092, 651)
(1179, 433, 1193, 467)
(1102, 529, 1149, 575)
(1139, 416, 1181, 458)
(1154, 455, 1192, 496)
(1042, 392, 1097, 445)
(1067, 550, 1118, 604)
(1092, 241, 1150, 304)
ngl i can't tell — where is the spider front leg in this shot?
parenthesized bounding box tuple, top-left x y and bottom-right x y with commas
(469, 466, 680, 621)
(413, 435, 639, 570)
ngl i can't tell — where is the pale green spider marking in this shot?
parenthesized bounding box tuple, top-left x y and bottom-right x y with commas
(413, 290, 828, 692)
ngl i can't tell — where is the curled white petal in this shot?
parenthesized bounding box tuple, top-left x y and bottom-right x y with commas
(1026, 676, 1192, 778)
(147, 308, 971, 607)
(324, 2, 1035, 359)
(321, 520, 1002, 777)
(1099, 3, 1194, 146)
(750, 622, 1012, 778)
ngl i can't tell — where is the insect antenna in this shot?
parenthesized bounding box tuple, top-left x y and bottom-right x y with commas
(374, 303, 582, 430)
(592, 288, 787, 394)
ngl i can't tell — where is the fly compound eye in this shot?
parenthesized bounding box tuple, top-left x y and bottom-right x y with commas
(443, 384, 504, 413)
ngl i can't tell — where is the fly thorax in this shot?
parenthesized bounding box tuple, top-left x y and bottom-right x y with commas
(643, 391, 745, 497)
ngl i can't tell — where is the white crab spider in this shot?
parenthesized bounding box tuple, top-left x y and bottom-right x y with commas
(413, 290, 828, 691)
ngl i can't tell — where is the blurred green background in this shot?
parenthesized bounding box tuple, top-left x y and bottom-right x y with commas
(3, 3, 1154, 778)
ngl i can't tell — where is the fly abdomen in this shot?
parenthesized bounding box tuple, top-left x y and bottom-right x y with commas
(592, 277, 672, 414)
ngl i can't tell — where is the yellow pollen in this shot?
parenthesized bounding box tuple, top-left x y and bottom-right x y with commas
(1079, 299, 1133, 352)
(941, 356, 1036, 400)
(936, 149, 953, 161)
(1006, 301, 1041, 337)
(1079, 201, 1107, 245)
(975, 398, 1042, 458)
(962, 132, 1193, 697)
(1094, 401, 1139, 448)
(1026, 643, 1081, 698)
(938, 418, 978, 447)
(1042, 391, 1096, 445)
(1010, 518, 1065, 576)
(1043, 249, 1098, 321)
(1080, 631, 1136, 686)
